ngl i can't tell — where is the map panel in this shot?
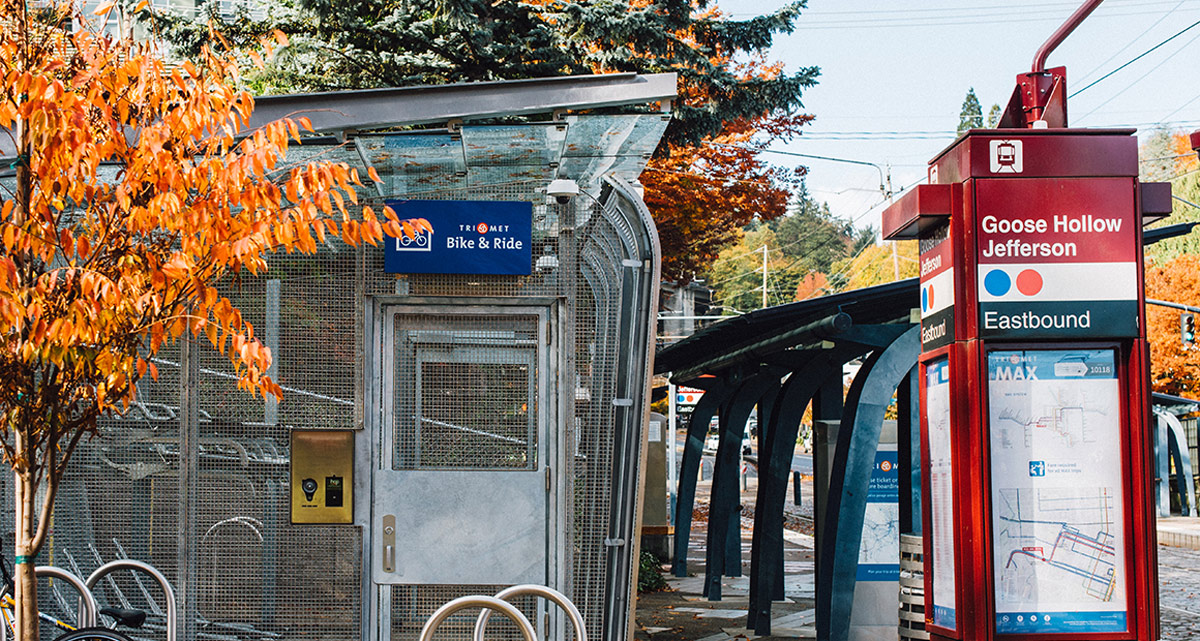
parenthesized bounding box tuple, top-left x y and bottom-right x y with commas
(987, 349, 1127, 634)
(925, 357, 956, 629)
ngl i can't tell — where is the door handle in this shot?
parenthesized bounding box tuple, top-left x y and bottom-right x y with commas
(382, 514, 397, 573)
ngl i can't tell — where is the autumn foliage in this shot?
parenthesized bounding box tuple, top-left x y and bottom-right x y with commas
(643, 43, 813, 282)
(1146, 255, 1200, 396)
(0, 1, 423, 637)
(644, 113, 810, 282)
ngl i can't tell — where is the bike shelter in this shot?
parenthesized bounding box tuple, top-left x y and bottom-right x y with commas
(0, 73, 674, 641)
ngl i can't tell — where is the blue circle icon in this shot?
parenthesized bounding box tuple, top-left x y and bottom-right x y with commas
(984, 269, 1011, 296)
(921, 287, 929, 312)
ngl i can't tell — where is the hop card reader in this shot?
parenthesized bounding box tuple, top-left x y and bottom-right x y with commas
(291, 430, 353, 524)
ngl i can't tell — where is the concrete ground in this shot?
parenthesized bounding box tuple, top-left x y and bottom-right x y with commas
(634, 476, 817, 641)
(636, 477, 1200, 640)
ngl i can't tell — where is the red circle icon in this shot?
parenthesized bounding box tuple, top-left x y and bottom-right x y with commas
(1016, 269, 1043, 296)
(476, 222, 489, 234)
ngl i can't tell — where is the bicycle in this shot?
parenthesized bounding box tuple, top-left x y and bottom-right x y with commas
(0, 549, 146, 641)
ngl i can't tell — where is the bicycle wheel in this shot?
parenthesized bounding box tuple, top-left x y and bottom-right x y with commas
(52, 627, 136, 641)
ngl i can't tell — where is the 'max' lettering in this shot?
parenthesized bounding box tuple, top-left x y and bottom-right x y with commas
(993, 366, 1038, 380)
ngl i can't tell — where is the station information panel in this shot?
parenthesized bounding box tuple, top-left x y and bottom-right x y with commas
(886, 128, 1163, 641)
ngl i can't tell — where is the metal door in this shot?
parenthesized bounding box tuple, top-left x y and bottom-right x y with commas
(367, 298, 563, 640)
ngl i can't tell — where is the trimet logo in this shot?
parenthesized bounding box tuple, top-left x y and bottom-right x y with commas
(989, 139, 1023, 173)
(395, 225, 433, 252)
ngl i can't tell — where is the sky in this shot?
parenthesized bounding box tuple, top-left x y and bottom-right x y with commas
(713, 0, 1200, 233)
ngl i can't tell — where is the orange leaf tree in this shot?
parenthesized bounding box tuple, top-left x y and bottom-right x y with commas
(1142, 129, 1200, 396)
(0, 2, 423, 637)
(643, 112, 810, 281)
(1146, 255, 1200, 396)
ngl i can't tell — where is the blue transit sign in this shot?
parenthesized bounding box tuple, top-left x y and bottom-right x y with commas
(856, 448, 899, 582)
(384, 200, 533, 275)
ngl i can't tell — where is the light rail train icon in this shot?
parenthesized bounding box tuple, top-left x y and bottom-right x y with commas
(990, 139, 1023, 173)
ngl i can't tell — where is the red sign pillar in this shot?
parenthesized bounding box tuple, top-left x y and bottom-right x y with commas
(883, 128, 1169, 641)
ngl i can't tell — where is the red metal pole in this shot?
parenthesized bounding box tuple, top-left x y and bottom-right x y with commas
(1032, 0, 1105, 72)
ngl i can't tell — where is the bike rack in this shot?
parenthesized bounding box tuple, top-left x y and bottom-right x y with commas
(36, 565, 100, 629)
(418, 596, 537, 641)
(85, 559, 178, 641)
(472, 585, 587, 641)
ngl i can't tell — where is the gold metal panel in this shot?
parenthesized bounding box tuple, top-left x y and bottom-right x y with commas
(291, 430, 354, 524)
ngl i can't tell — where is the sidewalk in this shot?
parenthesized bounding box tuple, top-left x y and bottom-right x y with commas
(636, 479, 1200, 641)
(1157, 516, 1200, 550)
(635, 477, 817, 641)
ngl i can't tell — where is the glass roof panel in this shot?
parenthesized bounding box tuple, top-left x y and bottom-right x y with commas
(357, 134, 469, 196)
(558, 155, 655, 189)
(561, 115, 669, 159)
(460, 124, 567, 168)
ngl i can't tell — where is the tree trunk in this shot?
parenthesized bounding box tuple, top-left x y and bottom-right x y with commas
(14, 466, 39, 641)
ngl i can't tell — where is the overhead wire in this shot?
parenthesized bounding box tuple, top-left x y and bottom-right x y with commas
(706, 176, 924, 300)
(785, 8, 1198, 30)
(1068, 17, 1200, 98)
(1076, 26, 1200, 124)
(1158, 91, 1200, 123)
(1072, 0, 1188, 85)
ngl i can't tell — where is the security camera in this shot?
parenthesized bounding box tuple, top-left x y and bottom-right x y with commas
(547, 178, 580, 204)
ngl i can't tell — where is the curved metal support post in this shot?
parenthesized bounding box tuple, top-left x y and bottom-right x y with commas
(1157, 409, 1197, 517)
(747, 348, 860, 634)
(473, 584, 587, 641)
(1157, 410, 1171, 517)
(85, 560, 178, 641)
(1168, 431, 1190, 516)
(705, 371, 782, 600)
(39, 566, 99, 628)
(672, 382, 734, 576)
(420, 596, 536, 641)
(817, 325, 919, 641)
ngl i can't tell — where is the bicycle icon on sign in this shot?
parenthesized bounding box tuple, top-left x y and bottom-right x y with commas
(395, 227, 433, 252)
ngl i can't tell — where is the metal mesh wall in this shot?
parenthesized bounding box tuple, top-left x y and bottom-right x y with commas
(5, 115, 660, 641)
(26, 245, 367, 641)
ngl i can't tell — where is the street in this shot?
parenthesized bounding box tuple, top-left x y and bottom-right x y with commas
(674, 430, 813, 481)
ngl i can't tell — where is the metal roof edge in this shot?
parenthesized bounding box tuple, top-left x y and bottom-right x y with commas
(655, 277, 919, 374)
(247, 73, 678, 136)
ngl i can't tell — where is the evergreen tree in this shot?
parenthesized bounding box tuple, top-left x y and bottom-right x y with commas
(767, 182, 854, 274)
(149, 0, 818, 148)
(986, 103, 1002, 128)
(958, 87, 983, 134)
(150, 1, 820, 282)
